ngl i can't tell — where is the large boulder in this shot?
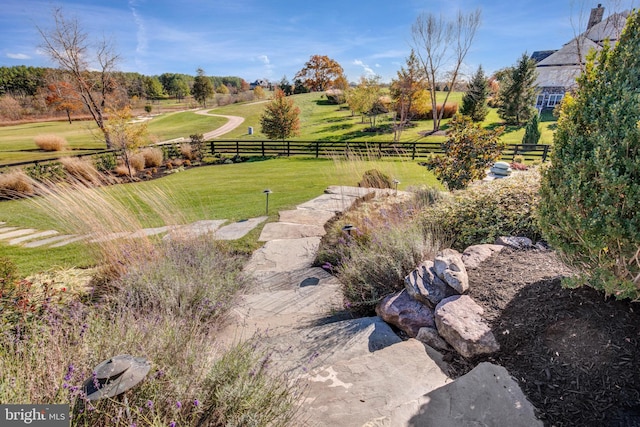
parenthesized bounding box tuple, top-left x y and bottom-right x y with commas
(461, 244, 505, 269)
(435, 295, 499, 358)
(434, 249, 469, 294)
(376, 290, 435, 338)
(416, 327, 451, 351)
(405, 260, 456, 307)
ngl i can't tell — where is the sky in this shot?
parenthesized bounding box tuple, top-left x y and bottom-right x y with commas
(1, 0, 638, 84)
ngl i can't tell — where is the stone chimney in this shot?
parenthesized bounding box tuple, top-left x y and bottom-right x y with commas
(587, 4, 605, 30)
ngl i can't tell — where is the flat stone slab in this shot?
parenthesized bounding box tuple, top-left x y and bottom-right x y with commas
(244, 237, 322, 273)
(24, 234, 77, 248)
(214, 216, 267, 240)
(163, 219, 226, 240)
(50, 235, 88, 248)
(325, 186, 377, 198)
(278, 209, 336, 226)
(297, 194, 360, 214)
(9, 230, 59, 245)
(129, 226, 171, 238)
(258, 222, 325, 241)
(0, 227, 18, 234)
(0, 228, 37, 240)
(409, 362, 542, 426)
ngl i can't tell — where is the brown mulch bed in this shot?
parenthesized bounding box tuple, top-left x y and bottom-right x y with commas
(446, 247, 640, 427)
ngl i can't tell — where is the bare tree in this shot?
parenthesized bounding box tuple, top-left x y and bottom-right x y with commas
(411, 9, 481, 132)
(37, 8, 120, 148)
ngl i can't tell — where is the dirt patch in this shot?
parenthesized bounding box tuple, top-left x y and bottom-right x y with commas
(447, 247, 640, 427)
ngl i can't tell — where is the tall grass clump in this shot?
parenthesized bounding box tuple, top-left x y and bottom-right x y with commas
(0, 169, 34, 199)
(60, 157, 103, 185)
(0, 177, 302, 425)
(421, 169, 542, 251)
(317, 189, 446, 314)
(34, 134, 69, 151)
(140, 147, 164, 168)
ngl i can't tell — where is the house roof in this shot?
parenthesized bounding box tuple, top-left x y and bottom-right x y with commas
(535, 65, 582, 88)
(584, 11, 629, 43)
(531, 50, 557, 63)
(536, 37, 600, 67)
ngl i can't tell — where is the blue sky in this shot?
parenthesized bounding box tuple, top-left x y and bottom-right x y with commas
(1, 0, 637, 83)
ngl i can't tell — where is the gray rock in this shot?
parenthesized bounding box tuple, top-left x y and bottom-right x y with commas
(405, 260, 456, 307)
(409, 362, 542, 427)
(376, 290, 435, 338)
(435, 295, 499, 358)
(461, 244, 505, 269)
(434, 249, 469, 294)
(416, 327, 451, 351)
(495, 236, 534, 249)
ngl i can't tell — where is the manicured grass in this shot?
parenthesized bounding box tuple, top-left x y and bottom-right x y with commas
(0, 157, 439, 275)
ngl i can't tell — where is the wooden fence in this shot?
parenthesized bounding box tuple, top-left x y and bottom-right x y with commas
(2, 140, 551, 170)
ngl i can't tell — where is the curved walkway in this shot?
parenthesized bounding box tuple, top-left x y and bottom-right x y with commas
(194, 110, 245, 139)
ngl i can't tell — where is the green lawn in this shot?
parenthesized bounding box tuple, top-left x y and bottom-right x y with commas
(0, 157, 439, 275)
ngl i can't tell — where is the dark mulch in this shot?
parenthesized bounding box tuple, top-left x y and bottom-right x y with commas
(446, 247, 640, 427)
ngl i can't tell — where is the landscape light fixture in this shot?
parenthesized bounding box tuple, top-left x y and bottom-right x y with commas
(393, 179, 400, 196)
(342, 224, 356, 236)
(83, 354, 151, 401)
(263, 189, 272, 215)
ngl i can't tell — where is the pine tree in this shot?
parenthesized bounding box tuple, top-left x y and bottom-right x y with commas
(459, 65, 489, 122)
(259, 88, 300, 141)
(539, 10, 640, 299)
(521, 113, 541, 145)
(497, 53, 538, 125)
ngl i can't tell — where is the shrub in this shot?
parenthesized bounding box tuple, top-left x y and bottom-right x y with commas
(23, 162, 65, 183)
(0, 169, 34, 198)
(415, 102, 458, 120)
(129, 152, 146, 171)
(189, 134, 205, 160)
(93, 153, 117, 173)
(60, 157, 102, 184)
(425, 114, 505, 190)
(421, 169, 542, 251)
(180, 143, 195, 160)
(0, 256, 18, 285)
(140, 147, 163, 168)
(34, 134, 69, 152)
(358, 169, 393, 189)
(539, 10, 640, 299)
(522, 113, 541, 146)
(114, 164, 131, 176)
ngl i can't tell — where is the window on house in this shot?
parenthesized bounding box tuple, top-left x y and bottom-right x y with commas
(536, 95, 545, 107)
(547, 94, 564, 107)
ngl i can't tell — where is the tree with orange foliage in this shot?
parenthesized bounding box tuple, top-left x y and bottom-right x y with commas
(260, 88, 300, 141)
(294, 55, 345, 92)
(45, 80, 82, 124)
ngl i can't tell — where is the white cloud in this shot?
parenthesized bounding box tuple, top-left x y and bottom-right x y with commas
(7, 53, 30, 60)
(375, 64, 381, 68)
(353, 59, 375, 77)
(258, 55, 270, 65)
(129, 2, 148, 54)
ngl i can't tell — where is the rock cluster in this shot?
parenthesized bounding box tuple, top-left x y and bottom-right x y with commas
(376, 241, 524, 358)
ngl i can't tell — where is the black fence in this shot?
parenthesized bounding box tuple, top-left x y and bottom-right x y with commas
(2, 140, 551, 170)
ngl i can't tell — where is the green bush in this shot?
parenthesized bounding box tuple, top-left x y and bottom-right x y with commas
(24, 162, 65, 182)
(93, 153, 117, 173)
(539, 10, 640, 299)
(0, 256, 18, 285)
(422, 169, 542, 251)
(425, 114, 505, 190)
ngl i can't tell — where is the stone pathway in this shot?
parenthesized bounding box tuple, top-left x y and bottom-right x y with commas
(0, 217, 268, 249)
(217, 186, 542, 427)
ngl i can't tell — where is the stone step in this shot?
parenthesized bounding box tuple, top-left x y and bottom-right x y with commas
(244, 237, 322, 273)
(9, 230, 59, 246)
(24, 234, 77, 248)
(0, 228, 37, 240)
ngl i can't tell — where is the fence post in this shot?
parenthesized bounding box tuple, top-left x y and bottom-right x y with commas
(543, 145, 549, 162)
(287, 140, 290, 157)
(209, 141, 215, 155)
(315, 141, 319, 158)
(236, 141, 239, 156)
(412, 143, 416, 160)
(261, 141, 265, 157)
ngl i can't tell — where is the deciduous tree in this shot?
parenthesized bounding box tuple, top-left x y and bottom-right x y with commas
(411, 9, 482, 132)
(37, 8, 120, 148)
(104, 106, 148, 177)
(45, 78, 82, 124)
(192, 68, 214, 107)
(294, 55, 346, 92)
(260, 88, 300, 141)
(390, 50, 427, 141)
(425, 114, 504, 190)
(459, 65, 489, 122)
(497, 53, 538, 125)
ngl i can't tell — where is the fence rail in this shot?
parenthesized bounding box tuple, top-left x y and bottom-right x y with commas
(1, 140, 551, 170)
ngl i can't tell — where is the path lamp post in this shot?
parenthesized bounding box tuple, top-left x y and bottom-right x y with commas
(393, 179, 400, 196)
(342, 224, 356, 236)
(263, 189, 272, 216)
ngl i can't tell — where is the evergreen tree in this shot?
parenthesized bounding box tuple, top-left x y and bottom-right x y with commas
(497, 53, 538, 125)
(539, 10, 640, 299)
(192, 68, 214, 107)
(260, 88, 300, 141)
(459, 65, 489, 122)
(521, 113, 541, 145)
